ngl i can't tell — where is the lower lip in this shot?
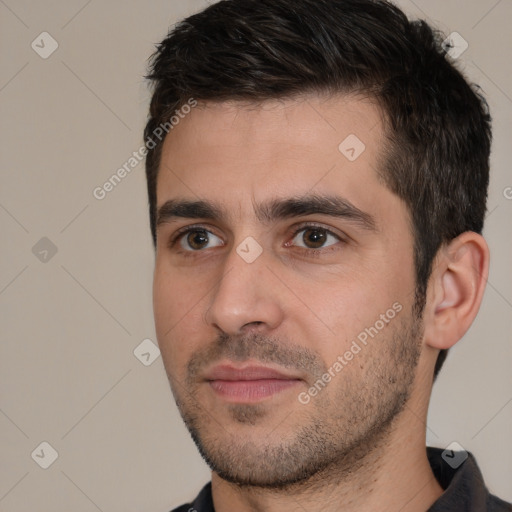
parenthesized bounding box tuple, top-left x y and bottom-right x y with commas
(209, 379, 300, 402)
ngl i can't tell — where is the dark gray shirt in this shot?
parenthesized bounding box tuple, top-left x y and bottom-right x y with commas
(171, 448, 511, 511)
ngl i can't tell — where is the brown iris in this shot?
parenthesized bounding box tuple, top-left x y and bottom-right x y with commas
(186, 230, 209, 250)
(301, 228, 327, 248)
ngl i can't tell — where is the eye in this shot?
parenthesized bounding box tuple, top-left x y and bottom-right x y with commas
(178, 229, 224, 251)
(290, 226, 340, 250)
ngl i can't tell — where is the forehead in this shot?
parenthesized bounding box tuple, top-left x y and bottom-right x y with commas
(156, 94, 391, 221)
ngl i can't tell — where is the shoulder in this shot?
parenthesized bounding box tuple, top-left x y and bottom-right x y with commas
(487, 495, 512, 512)
(169, 482, 214, 512)
(170, 506, 200, 512)
(426, 447, 511, 511)
(170, 506, 195, 512)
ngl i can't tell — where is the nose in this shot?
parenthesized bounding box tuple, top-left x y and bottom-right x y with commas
(204, 244, 285, 336)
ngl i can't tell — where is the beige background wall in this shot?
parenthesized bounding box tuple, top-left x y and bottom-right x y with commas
(1, 1, 510, 510)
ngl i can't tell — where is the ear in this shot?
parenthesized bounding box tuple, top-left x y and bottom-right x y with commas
(423, 232, 490, 350)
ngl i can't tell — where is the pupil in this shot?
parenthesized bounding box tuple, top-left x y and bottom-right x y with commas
(304, 228, 326, 248)
(188, 230, 208, 250)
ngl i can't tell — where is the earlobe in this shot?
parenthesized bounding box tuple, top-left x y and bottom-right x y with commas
(424, 232, 489, 350)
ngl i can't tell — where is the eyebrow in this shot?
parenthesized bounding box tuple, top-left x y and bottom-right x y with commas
(156, 194, 377, 231)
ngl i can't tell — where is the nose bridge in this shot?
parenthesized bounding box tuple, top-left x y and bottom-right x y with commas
(205, 241, 283, 334)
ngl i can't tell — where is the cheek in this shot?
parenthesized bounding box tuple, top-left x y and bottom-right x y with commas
(153, 267, 205, 367)
(153, 257, 202, 321)
(278, 274, 366, 363)
(290, 268, 410, 363)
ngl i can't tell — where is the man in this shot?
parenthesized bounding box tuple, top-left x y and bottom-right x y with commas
(143, 0, 511, 510)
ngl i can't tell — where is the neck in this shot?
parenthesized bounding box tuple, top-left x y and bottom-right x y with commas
(211, 379, 443, 512)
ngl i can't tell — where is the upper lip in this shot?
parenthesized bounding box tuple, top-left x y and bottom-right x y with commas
(204, 363, 301, 381)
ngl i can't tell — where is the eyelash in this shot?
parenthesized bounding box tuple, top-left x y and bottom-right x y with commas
(168, 223, 344, 257)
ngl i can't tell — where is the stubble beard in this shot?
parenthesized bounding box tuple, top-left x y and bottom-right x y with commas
(168, 309, 423, 491)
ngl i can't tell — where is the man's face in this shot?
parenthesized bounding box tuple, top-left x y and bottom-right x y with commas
(153, 94, 423, 487)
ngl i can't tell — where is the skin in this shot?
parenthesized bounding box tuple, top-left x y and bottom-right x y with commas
(152, 94, 489, 512)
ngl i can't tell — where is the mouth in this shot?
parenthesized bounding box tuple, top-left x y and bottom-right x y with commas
(203, 363, 303, 403)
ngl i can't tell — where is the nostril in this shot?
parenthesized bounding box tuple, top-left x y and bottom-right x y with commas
(240, 321, 266, 333)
